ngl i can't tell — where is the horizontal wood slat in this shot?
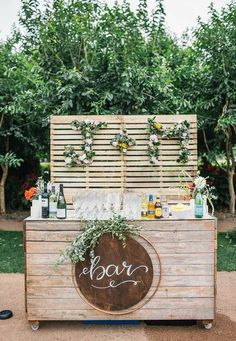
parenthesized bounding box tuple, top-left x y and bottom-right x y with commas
(50, 115, 198, 204)
(27, 286, 214, 299)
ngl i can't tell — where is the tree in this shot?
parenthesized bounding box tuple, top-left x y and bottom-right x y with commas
(0, 153, 23, 213)
(18, 0, 187, 115)
(0, 40, 48, 213)
(190, 3, 236, 214)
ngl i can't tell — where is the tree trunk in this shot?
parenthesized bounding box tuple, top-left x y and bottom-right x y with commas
(228, 169, 235, 215)
(225, 126, 235, 215)
(0, 165, 8, 214)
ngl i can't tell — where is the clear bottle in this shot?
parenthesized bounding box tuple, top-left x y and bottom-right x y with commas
(195, 188, 203, 218)
(162, 199, 170, 218)
(147, 194, 155, 219)
(41, 182, 49, 218)
(57, 184, 67, 219)
(141, 195, 148, 219)
(49, 185, 57, 218)
(155, 197, 162, 219)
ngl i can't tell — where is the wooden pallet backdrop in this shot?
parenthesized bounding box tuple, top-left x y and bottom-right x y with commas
(50, 115, 197, 207)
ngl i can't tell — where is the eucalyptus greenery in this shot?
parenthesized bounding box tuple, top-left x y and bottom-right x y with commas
(56, 215, 141, 265)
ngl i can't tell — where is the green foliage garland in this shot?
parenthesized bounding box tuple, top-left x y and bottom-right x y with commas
(64, 119, 107, 167)
(110, 129, 136, 154)
(56, 215, 141, 265)
(163, 120, 191, 163)
(147, 118, 191, 164)
(147, 117, 163, 164)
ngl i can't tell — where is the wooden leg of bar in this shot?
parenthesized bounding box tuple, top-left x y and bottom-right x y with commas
(29, 320, 40, 331)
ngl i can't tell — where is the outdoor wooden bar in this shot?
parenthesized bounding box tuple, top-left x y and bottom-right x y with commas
(24, 114, 217, 330)
(24, 216, 217, 328)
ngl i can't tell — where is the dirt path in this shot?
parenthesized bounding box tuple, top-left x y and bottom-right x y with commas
(0, 272, 235, 341)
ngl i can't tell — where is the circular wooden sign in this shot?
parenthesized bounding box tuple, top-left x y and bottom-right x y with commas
(74, 233, 156, 313)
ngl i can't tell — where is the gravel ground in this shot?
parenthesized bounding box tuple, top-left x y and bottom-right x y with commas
(0, 272, 235, 341)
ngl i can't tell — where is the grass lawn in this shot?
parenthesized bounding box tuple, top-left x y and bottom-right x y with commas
(218, 231, 236, 271)
(0, 231, 24, 273)
(0, 231, 235, 273)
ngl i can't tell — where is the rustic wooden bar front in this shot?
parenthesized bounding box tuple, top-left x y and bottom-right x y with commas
(24, 115, 217, 330)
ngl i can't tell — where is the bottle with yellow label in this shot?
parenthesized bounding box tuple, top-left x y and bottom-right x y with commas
(155, 197, 162, 219)
(147, 194, 155, 219)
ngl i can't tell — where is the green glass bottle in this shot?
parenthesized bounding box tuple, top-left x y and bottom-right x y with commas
(56, 184, 67, 219)
(195, 188, 203, 218)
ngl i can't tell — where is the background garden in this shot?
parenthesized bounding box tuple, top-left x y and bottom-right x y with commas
(0, 0, 235, 215)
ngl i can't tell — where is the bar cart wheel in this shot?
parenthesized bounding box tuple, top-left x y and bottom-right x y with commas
(30, 321, 40, 331)
(202, 320, 213, 330)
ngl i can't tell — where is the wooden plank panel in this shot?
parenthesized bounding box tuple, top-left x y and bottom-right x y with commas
(26, 230, 214, 242)
(27, 297, 214, 311)
(27, 286, 214, 299)
(26, 241, 214, 254)
(52, 144, 197, 151)
(27, 307, 214, 321)
(25, 219, 215, 231)
(27, 263, 214, 276)
(26, 253, 214, 266)
(51, 114, 197, 123)
(26, 275, 214, 287)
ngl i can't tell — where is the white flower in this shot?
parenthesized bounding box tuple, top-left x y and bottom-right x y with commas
(112, 141, 118, 147)
(83, 159, 90, 164)
(123, 149, 127, 153)
(86, 133, 90, 138)
(150, 156, 157, 164)
(84, 119, 91, 125)
(79, 154, 87, 161)
(128, 141, 134, 146)
(94, 121, 99, 126)
(65, 157, 72, 164)
(148, 141, 153, 146)
(194, 176, 206, 189)
(71, 125, 78, 131)
(85, 146, 91, 151)
(86, 138, 93, 145)
(182, 132, 187, 138)
(150, 134, 158, 142)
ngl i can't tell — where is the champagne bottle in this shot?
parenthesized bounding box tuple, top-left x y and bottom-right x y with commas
(41, 182, 49, 218)
(49, 185, 57, 218)
(195, 188, 203, 218)
(57, 184, 67, 219)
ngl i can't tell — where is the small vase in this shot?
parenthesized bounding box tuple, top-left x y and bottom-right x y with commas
(30, 199, 41, 218)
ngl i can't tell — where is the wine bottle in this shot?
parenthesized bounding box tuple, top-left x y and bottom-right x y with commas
(195, 188, 203, 218)
(49, 185, 57, 218)
(57, 184, 67, 219)
(41, 182, 49, 218)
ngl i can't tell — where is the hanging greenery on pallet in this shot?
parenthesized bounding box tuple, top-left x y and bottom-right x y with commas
(147, 117, 190, 164)
(56, 215, 141, 265)
(63, 119, 107, 167)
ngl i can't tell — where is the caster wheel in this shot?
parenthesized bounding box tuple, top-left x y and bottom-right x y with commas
(203, 323, 212, 330)
(30, 321, 40, 331)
